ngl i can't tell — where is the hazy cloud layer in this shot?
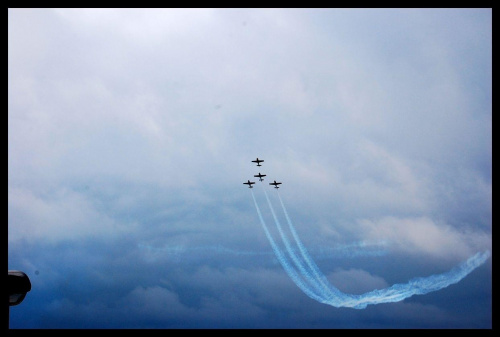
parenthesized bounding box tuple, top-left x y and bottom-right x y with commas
(9, 8, 491, 328)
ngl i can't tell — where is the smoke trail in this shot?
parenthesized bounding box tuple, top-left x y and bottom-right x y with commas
(137, 243, 273, 257)
(313, 241, 389, 259)
(335, 250, 491, 309)
(250, 190, 325, 302)
(261, 185, 328, 299)
(256, 190, 491, 309)
(277, 191, 345, 303)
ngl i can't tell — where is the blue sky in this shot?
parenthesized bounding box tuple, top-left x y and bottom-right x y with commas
(8, 8, 491, 328)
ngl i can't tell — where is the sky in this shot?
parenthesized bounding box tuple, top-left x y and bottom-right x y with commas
(8, 8, 492, 329)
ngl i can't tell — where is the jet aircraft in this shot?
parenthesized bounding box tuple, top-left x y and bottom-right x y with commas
(254, 173, 266, 181)
(269, 180, 282, 189)
(243, 180, 256, 188)
(252, 158, 264, 166)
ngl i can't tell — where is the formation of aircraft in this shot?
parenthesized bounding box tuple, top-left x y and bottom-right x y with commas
(269, 180, 282, 189)
(244, 158, 283, 189)
(243, 180, 255, 188)
(254, 172, 266, 181)
(252, 158, 264, 166)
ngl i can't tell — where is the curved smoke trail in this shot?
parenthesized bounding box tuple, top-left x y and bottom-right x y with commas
(252, 189, 491, 309)
(277, 191, 346, 303)
(261, 185, 328, 299)
(251, 189, 325, 302)
(334, 250, 491, 309)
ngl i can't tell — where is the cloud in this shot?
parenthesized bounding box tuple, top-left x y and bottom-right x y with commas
(119, 286, 193, 322)
(43, 287, 192, 328)
(327, 268, 389, 294)
(54, 8, 216, 42)
(8, 187, 138, 244)
(39, 264, 314, 328)
(8, 8, 491, 328)
(356, 215, 491, 260)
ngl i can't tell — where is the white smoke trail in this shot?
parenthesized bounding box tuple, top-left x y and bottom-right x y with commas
(261, 185, 329, 299)
(251, 189, 325, 302)
(254, 189, 491, 309)
(334, 250, 491, 309)
(277, 191, 345, 303)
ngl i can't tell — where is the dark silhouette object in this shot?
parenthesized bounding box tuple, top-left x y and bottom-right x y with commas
(254, 173, 266, 181)
(243, 180, 255, 188)
(269, 180, 282, 189)
(8, 270, 31, 306)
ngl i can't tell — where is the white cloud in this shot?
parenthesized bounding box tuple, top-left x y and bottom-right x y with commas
(8, 7, 491, 255)
(119, 285, 193, 320)
(356, 215, 491, 260)
(327, 268, 389, 294)
(8, 187, 138, 243)
(53, 8, 217, 42)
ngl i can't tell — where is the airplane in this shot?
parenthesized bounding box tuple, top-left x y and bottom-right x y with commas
(254, 172, 266, 181)
(243, 180, 256, 188)
(269, 180, 282, 189)
(252, 158, 264, 166)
